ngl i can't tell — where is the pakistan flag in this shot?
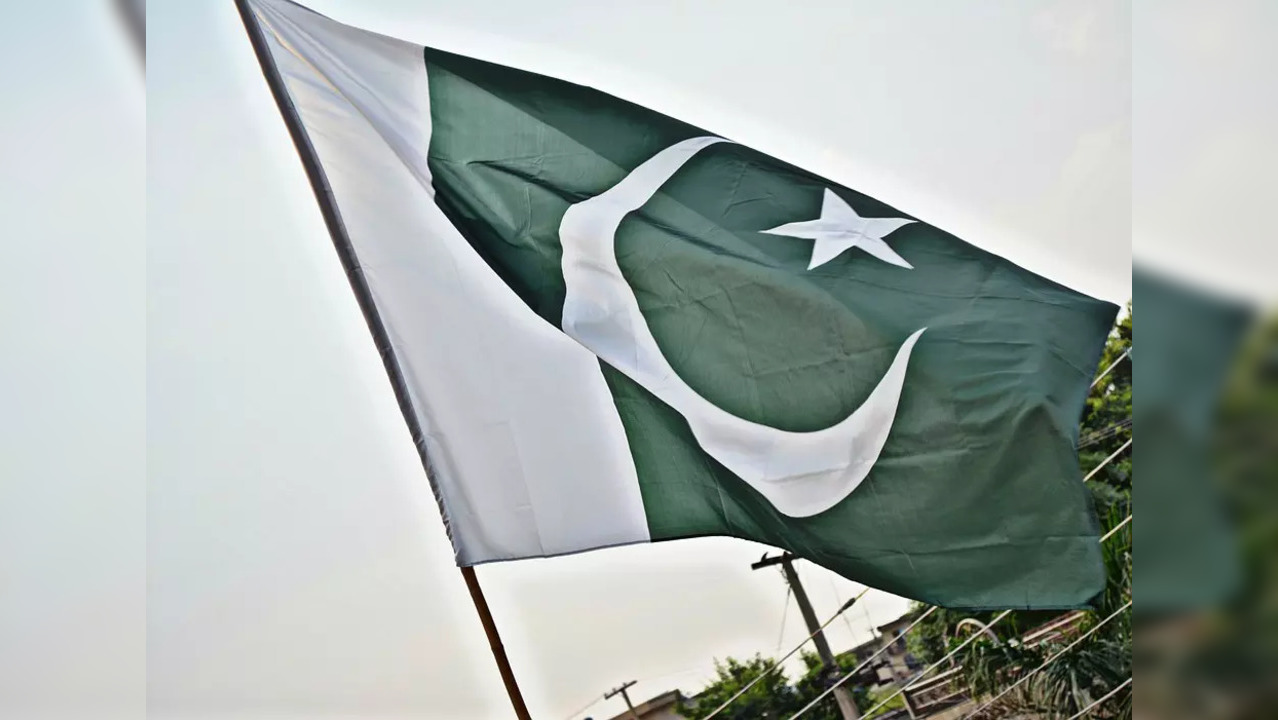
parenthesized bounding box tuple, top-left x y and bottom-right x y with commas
(245, 0, 1118, 609)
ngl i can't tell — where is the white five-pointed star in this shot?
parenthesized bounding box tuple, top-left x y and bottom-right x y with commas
(762, 188, 916, 270)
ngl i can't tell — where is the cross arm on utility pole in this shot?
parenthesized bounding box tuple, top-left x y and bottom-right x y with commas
(750, 552, 795, 570)
(751, 552, 860, 720)
(605, 680, 640, 720)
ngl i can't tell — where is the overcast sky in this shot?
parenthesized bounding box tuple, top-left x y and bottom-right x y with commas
(32, 0, 1278, 718)
(142, 2, 1134, 718)
(16, 1, 1278, 718)
(0, 2, 144, 720)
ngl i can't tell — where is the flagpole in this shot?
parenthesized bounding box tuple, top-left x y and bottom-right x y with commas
(232, 2, 532, 717)
(461, 567, 533, 719)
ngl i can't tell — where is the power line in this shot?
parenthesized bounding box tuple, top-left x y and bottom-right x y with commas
(634, 664, 711, 687)
(753, 554, 862, 718)
(860, 596, 877, 641)
(1066, 677, 1131, 719)
(697, 396, 1133, 720)
(1077, 417, 1132, 449)
(702, 588, 868, 720)
(959, 601, 1133, 719)
(789, 444, 1134, 720)
(1099, 516, 1129, 544)
(781, 606, 936, 719)
(826, 575, 862, 642)
(562, 692, 604, 720)
(1082, 439, 1132, 482)
(776, 584, 794, 654)
(1090, 347, 1131, 389)
(841, 610, 1014, 720)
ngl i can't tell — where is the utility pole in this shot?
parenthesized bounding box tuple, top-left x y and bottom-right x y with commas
(753, 553, 860, 720)
(605, 680, 641, 720)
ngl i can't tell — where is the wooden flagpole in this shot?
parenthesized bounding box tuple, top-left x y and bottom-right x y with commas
(232, 2, 532, 717)
(461, 567, 533, 719)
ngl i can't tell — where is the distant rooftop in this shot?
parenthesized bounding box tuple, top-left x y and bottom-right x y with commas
(601, 689, 683, 720)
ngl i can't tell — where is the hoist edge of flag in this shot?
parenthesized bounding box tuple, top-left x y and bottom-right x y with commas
(241, 0, 653, 566)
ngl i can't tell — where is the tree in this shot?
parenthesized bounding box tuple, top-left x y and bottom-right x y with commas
(685, 309, 1139, 719)
(791, 651, 881, 720)
(677, 655, 802, 720)
(1078, 306, 1133, 492)
(907, 306, 1134, 719)
(677, 650, 889, 720)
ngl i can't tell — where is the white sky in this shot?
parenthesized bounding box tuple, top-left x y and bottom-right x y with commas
(29, 1, 1278, 719)
(143, 2, 1130, 719)
(0, 3, 144, 720)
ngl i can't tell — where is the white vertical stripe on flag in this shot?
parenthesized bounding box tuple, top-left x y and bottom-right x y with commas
(249, 0, 649, 563)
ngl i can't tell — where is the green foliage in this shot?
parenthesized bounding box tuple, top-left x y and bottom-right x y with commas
(685, 309, 1140, 719)
(906, 306, 1134, 718)
(677, 655, 801, 720)
(963, 632, 1130, 719)
(678, 650, 885, 720)
(1079, 306, 1132, 490)
(861, 685, 906, 719)
(790, 651, 872, 720)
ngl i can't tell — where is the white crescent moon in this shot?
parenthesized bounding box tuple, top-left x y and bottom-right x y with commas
(558, 136, 925, 517)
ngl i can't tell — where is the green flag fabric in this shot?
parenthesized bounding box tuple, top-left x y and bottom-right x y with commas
(246, 0, 1118, 609)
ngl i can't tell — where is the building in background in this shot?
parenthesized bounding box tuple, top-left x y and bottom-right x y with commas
(599, 689, 684, 720)
(836, 611, 971, 720)
(874, 610, 925, 684)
